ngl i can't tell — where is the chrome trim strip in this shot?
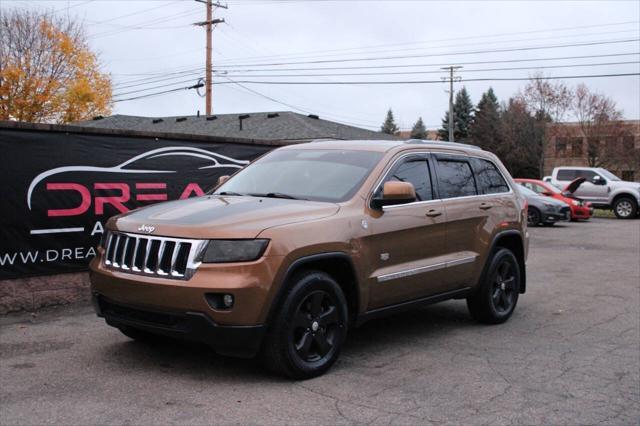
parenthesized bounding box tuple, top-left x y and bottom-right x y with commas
(377, 262, 446, 283)
(376, 255, 477, 283)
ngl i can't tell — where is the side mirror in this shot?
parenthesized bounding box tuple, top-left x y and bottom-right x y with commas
(216, 175, 230, 187)
(591, 175, 606, 185)
(372, 181, 416, 208)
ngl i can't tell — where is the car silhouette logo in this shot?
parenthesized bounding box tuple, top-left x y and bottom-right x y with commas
(137, 224, 155, 234)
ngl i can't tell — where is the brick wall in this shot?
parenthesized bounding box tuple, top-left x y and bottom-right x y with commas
(0, 272, 90, 314)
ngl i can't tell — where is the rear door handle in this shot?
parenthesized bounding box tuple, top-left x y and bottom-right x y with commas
(479, 203, 493, 210)
(425, 209, 442, 217)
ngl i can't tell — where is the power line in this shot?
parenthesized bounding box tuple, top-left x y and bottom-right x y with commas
(112, 82, 204, 102)
(213, 38, 640, 68)
(208, 72, 640, 85)
(112, 76, 204, 97)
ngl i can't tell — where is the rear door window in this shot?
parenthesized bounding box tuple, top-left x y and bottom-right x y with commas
(435, 158, 477, 199)
(557, 169, 576, 181)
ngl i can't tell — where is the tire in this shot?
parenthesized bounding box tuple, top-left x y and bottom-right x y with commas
(467, 248, 521, 324)
(118, 325, 163, 343)
(612, 197, 638, 219)
(527, 207, 541, 226)
(262, 270, 348, 380)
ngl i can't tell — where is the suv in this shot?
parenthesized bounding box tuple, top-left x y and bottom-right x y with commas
(546, 167, 640, 219)
(90, 140, 529, 379)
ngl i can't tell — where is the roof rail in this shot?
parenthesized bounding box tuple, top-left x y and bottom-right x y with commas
(404, 139, 483, 150)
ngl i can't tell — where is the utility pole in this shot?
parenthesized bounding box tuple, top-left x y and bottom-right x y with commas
(194, 0, 227, 115)
(441, 66, 462, 142)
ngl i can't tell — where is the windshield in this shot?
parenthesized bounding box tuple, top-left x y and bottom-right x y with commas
(597, 169, 621, 181)
(214, 149, 383, 202)
(545, 183, 562, 194)
(518, 185, 539, 197)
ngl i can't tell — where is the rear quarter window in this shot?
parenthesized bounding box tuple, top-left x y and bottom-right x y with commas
(471, 158, 510, 195)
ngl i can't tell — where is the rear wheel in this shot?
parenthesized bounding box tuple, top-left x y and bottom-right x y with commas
(467, 248, 521, 324)
(527, 207, 541, 226)
(613, 197, 637, 219)
(262, 271, 348, 379)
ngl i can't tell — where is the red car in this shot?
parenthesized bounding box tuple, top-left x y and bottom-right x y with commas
(515, 178, 594, 221)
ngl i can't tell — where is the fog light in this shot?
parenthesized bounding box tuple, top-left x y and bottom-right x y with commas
(223, 294, 234, 308)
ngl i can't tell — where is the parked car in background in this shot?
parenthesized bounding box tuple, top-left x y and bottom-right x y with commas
(515, 178, 593, 221)
(546, 167, 640, 219)
(518, 185, 570, 226)
(90, 139, 529, 379)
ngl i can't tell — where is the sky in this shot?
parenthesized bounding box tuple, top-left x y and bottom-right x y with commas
(3, 0, 640, 131)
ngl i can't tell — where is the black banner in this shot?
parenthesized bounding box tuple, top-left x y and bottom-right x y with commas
(0, 128, 273, 279)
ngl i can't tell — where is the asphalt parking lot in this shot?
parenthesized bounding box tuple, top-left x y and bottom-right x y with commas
(1, 218, 639, 425)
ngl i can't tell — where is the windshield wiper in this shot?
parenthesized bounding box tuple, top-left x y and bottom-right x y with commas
(217, 191, 244, 196)
(250, 192, 305, 200)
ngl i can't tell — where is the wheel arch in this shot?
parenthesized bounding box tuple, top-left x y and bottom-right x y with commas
(266, 252, 360, 327)
(488, 231, 527, 294)
(611, 192, 638, 206)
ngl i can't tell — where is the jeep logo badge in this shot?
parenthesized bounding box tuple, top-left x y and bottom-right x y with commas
(137, 224, 155, 234)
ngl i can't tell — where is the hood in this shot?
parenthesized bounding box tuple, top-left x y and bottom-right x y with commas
(610, 180, 640, 190)
(563, 177, 586, 194)
(110, 195, 340, 239)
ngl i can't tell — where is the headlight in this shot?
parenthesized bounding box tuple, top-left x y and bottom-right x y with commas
(543, 202, 555, 209)
(202, 239, 269, 263)
(571, 199, 580, 206)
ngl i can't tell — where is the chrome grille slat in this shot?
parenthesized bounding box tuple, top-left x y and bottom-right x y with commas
(102, 231, 206, 281)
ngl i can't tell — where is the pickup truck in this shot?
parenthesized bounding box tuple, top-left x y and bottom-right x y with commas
(544, 167, 640, 219)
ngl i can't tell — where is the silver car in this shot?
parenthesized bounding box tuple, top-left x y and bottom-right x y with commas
(518, 185, 570, 226)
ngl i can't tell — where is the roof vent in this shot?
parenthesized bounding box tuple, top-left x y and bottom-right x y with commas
(238, 114, 250, 131)
(267, 113, 280, 118)
(152, 118, 164, 124)
(206, 115, 218, 121)
(92, 115, 104, 121)
(307, 114, 320, 120)
(176, 117, 187, 122)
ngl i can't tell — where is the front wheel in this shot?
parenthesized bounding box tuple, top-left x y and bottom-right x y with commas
(467, 248, 521, 324)
(613, 197, 638, 219)
(262, 270, 348, 379)
(527, 207, 541, 226)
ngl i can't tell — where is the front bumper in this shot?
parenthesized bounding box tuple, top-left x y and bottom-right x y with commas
(93, 295, 265, 358)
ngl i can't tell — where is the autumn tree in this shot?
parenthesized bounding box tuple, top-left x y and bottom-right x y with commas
(380, 109, 399, 135)
(571, 84, 627, 168)
(469, 87, 502, 155)
(410, 117, 427, 139)
(517, 73, 572, 174)
(438, 87, 474, 142)
(0, 9, 112, 123)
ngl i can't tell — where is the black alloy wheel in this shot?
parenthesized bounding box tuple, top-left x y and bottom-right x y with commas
(490, 260, 517, 314)
(262, 270, 348, 379)
(291, 290, 341, 362)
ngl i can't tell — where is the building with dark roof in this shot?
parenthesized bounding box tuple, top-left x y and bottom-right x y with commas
(76, 111, 397, 142)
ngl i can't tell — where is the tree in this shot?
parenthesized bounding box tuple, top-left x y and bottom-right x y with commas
(437, 86, 474, 142)
(517, 73, 572, 174)
(410, 117, 427, 139)
(380, 109, 399, 135)
(469, 88, 502, 154)
(0, 9, 112, 123)
(500, 98, 544, 178)
(571, 84, 626, 168)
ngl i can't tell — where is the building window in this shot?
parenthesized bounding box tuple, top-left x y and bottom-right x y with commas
(571, 137, 583, 156)
(555, 138, 568, 157)
(604, 136, 619, 155)
(622, 170, 635, 181)
(623, 136, 636, 151)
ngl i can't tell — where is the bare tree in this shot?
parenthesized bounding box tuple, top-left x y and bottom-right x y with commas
(0, 9, 111, 123)
(571, 84, 626, 168)
(517, 73, 573, 174)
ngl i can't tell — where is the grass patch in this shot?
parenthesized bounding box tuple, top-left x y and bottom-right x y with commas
(593, 209, 616, 218)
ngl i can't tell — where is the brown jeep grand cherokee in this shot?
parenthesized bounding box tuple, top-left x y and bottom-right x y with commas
(90, 139, 528, 379)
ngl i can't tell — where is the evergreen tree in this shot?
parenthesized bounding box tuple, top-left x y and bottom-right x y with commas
(469, 88, 502, 154)
(437, 86, 474, 141)
(380, 108, 399, 135)
(410, 117, 427, 139)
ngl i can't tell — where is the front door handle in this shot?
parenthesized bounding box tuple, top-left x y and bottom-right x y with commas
(425, 209, 442, 217)
(479, 202, 493, 210)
